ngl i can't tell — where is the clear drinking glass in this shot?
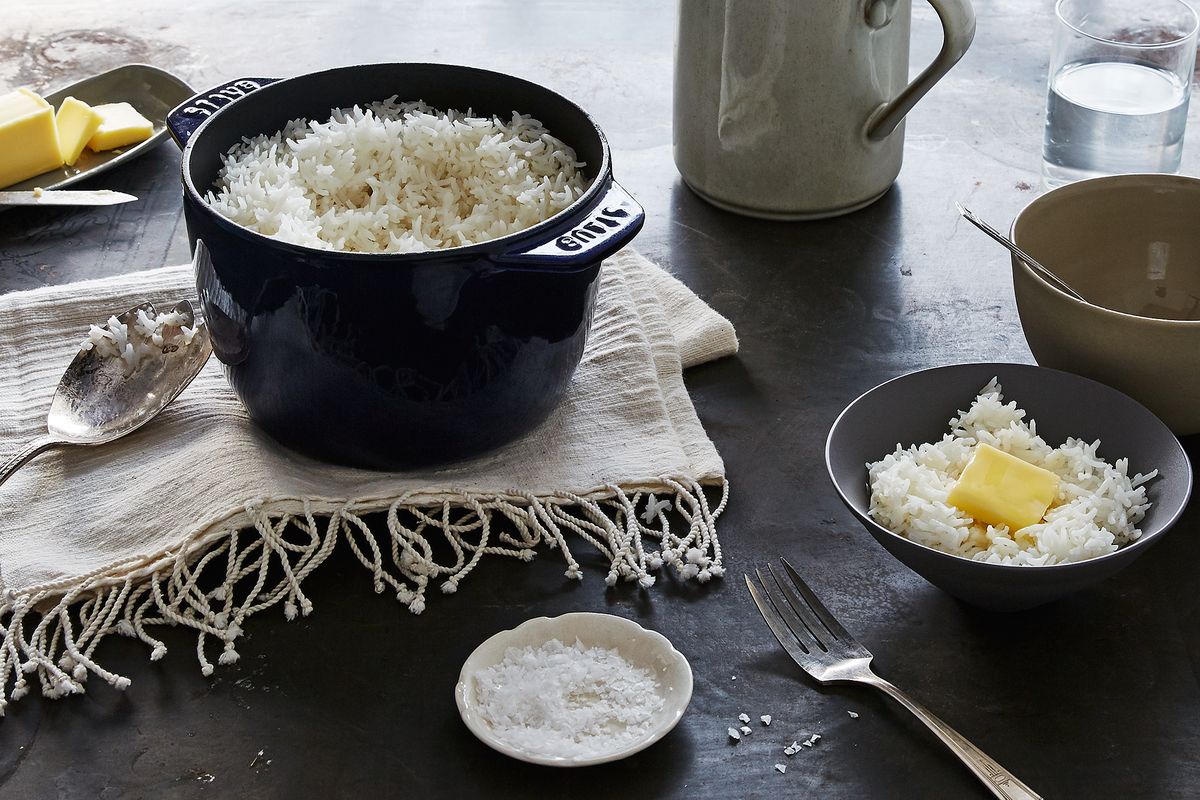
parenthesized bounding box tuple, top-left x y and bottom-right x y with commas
(1042, 0, 1199, 188)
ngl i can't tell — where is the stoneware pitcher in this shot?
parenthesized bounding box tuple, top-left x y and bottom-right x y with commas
(674, 0, 976, 219)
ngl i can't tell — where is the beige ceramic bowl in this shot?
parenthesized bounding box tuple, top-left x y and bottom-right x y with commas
(1011, 174, 1200, 434)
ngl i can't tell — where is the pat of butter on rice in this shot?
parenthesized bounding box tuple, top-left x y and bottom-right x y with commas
(866, 379, 1157, 566)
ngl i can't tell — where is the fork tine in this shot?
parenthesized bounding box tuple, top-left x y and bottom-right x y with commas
(780, 558, 857, 643)
(751, 567, 827, 655)
(744, 573, 819, 671)
(766, 562, 837, 651)
(754, 567, 826, 651)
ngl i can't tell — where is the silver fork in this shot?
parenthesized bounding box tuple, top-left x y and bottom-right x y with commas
(746, 559, 1042, 800)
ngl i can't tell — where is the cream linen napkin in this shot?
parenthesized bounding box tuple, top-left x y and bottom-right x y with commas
(0, 248, 736, 707)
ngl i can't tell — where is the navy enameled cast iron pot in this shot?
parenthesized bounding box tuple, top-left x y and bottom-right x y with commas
(167, 64, 644, 469)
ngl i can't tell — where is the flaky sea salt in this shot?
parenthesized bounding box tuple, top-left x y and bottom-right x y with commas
(473, 639, 664, 759)
(774, 763, 787, 774)
(848, 711, 859, 719)
(728, 727, 741, 741)
(760, 715, 772, 726)
(738, 713, 751, 724)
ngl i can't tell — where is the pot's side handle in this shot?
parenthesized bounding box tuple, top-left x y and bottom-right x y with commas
(167, 77, 281, 148)
(493, 181, 645, 270)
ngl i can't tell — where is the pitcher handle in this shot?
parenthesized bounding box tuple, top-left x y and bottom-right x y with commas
(864, 0, 976, 142)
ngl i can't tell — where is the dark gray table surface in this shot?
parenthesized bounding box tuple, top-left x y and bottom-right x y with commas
(2, 1, 1198, 798)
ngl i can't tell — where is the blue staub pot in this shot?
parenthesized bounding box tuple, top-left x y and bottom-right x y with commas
(168, 63, 644, 470)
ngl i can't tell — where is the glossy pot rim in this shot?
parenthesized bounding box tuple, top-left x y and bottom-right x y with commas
(178, 62, 614, 264)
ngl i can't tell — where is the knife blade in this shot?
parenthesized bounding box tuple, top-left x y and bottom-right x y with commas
(0, 189, 138, 206)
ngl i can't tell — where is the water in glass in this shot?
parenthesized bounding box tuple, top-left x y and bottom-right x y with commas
(1043, 59, 1189, 187)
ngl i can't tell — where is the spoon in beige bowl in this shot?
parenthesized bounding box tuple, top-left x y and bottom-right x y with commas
(0, 298, 212, 490)
(956, 202, 1088, 303)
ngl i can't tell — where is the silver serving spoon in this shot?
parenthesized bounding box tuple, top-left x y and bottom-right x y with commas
(0, 298, 212, 490)
(955, 202, 1089, 303)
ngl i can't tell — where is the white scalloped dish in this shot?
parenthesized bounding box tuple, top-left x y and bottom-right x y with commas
(455, 612, 693, 767)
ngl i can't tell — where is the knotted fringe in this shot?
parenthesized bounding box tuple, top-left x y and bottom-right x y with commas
(0, 477, 727, 712)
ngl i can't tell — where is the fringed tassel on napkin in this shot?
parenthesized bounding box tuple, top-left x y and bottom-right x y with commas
(0, 477, 727, 711)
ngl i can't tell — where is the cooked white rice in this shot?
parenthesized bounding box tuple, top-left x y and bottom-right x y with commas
(81, 308, 199, 375)
(205, 97, 589, 253)
(867, 379, 1157, 566)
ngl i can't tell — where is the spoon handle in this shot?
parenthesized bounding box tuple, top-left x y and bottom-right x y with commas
(0, 435, 62, 490)
(955, 202, 1089, 303)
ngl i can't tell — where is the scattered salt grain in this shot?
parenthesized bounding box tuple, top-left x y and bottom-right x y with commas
(728, 727, 741, 741)
(784, 744, 798, 756)
(738, 713, 751, 724)
(740, 726, 752, 736)
(774, 763, 787, 774)
(801, 734, 822, 747)
(848, 711, 859, 719)
(473, 638, 664, 759)
(760, 714, 772, 726)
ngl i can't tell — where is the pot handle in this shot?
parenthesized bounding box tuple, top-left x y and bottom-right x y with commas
(863, 0, 976, 142)
(167, 77, 281, 148)
(493, 180, 645, 270)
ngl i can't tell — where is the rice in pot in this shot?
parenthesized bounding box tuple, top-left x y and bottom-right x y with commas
(205, 97, 590, 253)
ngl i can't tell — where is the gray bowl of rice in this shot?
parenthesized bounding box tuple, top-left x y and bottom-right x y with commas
(826, 363, 1192, 611)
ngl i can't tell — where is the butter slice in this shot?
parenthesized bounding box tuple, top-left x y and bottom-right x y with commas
(0, 88, 62, 188)
(56, 96, 103, 166)
(86, 102, 153, 152)
(947, 443, 1060, 531)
